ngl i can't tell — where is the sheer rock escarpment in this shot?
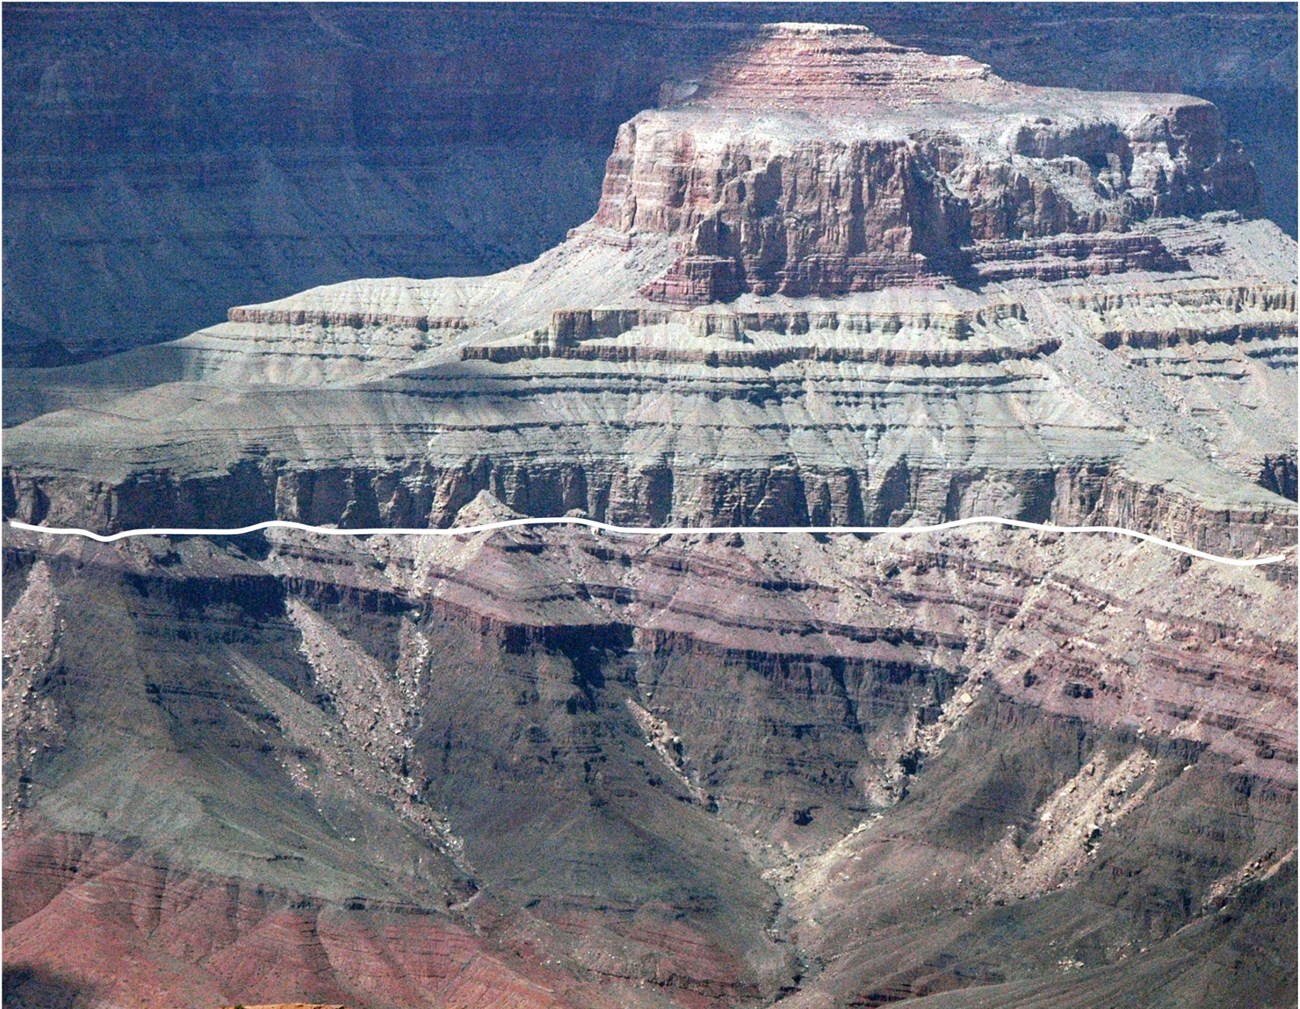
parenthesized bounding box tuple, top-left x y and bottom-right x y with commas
(595, 24, 1259, 304)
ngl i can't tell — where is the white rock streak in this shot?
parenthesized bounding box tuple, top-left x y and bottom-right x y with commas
(7, 516, 1290, 567)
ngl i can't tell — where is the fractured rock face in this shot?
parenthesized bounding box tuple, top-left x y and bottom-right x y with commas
(596, 23, 1260, 303)
(3, 24, 1293, 560)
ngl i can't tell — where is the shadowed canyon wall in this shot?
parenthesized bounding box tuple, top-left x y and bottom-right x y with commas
(3, 3, 1295, 363)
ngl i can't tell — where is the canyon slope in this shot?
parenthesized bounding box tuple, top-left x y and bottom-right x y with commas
(4, 20, 1297, 1009)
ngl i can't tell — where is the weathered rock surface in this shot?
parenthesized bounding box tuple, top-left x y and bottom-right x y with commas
(3, 5, 1295, 365)
(4, 219, 1294, 557)
(600, 24, 1258, 304)
(3, 515, 1294, 1008)
(2, 17, 1296, 1009)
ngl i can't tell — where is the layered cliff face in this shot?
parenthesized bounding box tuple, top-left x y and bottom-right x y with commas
(5, 26, 1295, 554)
(3, 4, 1295, 364)
(4, 212, 1295, 554)
(3, 18, 1297, 1009)
(596, 24, 1258, 303)
(4, 517, 1295, 1008)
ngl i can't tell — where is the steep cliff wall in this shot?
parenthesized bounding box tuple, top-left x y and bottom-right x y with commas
(593, 24, 1260, 304)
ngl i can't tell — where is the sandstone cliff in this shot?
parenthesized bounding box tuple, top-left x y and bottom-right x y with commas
(597, 24, 1258, 303)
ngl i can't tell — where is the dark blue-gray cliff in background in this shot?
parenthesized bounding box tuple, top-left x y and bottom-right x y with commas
(2, 2, 1295, 366)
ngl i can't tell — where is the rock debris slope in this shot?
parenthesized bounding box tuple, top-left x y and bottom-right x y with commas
(3, 22, 1296, 1009)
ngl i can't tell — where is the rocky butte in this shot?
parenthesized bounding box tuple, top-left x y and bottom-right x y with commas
(3, 22, 1297, 1009)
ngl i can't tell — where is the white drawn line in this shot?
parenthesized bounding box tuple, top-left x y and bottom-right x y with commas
(6, 516, 1292, 568)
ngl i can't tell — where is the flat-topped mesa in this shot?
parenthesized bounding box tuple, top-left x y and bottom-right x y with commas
(593, 22, 1259, 305)
(676, 22, 1001, 110)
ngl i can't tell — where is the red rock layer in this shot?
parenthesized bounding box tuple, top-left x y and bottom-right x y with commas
(597, 135, 972, 304)
(2, 829, 614, 1009)
(678, 22, 1001, 110)
(590, 23, 1259, 303)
